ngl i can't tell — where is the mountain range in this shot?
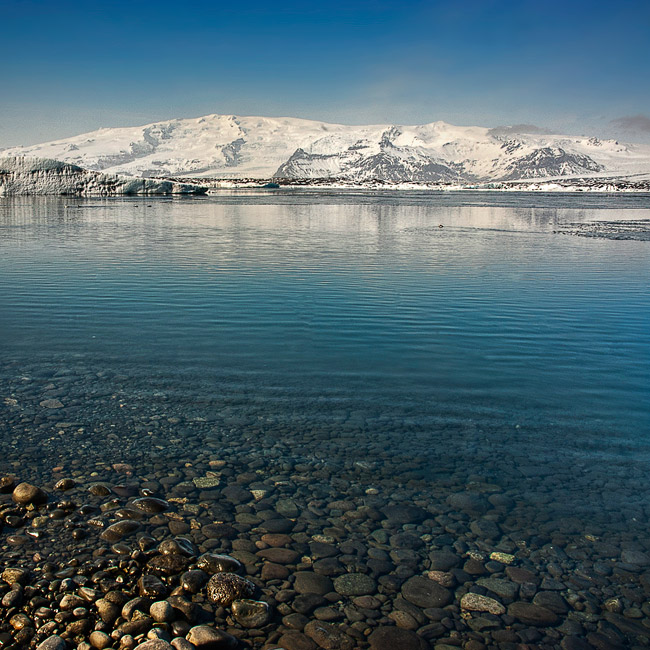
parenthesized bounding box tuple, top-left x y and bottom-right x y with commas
(4, 113, 650, 183)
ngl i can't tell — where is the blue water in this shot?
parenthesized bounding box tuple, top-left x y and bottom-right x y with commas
(0, 192, 649, 502)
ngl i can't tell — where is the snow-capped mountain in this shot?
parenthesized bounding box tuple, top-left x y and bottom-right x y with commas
(4, 114, 650, 183)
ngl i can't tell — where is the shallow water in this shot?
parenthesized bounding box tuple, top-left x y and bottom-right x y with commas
(0, 191, 650, 646)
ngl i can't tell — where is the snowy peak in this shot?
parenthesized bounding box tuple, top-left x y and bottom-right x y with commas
(4, 113, 650, 183)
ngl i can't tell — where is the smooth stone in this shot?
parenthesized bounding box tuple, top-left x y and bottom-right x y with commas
(622, 550, 650, 566)
(138, 575, 167, 599)
(506, 566, 539, 584)
(476, 577, 518, 600)
(533, 590, 568, 613)
(186, 625, 238, 649)
(256, 548, 299, 563)
(278, 632, 317, 650)
(196, 553, 242, 574)
(36, 636, 67, 650)
(381, 504, 428, 524)
(401, 576, 452, 608)
(333, 573, 376, 596)
(507, 601, 558, 626)
(428, 551, 461, 571)
(293, 593, 327, 615)
(2, 567, 29, 584)
(231, 598, 272, 628)
(259, 518, 294, 533)
(150, 601, 174, 623)
(460, 593, 506, 615)
(132, 497, 169, 513)
(261, 562, 290, 580)
(192, 477, 220, 489)
(95, 598, 121, 624)
(181, 569, 209, 593)
(294, 572, 334, 596)
(560, 638, 593, 650)
(135, 641, 174, 650)
(304, 620, 354, 650)
(99, 521, 140, 542)
(12, 482, 47, 505)
(89, 630, 111, 649)
(446, 492, 489, 515)
(40, 399, 64, 409)
(368, 626, 429, 650)
(159, 538, 196, 556)
(171, 640, 195, 650)
(205, 572, 256, 607)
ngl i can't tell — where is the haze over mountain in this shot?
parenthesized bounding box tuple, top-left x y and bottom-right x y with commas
(4, 113, 650, 184)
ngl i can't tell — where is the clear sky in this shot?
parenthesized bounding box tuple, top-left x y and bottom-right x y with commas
(2, 0, 649, 147)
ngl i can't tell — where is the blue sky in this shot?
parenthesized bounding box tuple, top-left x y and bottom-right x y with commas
(2, 0, 649, 146)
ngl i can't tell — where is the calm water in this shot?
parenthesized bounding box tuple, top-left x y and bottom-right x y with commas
(1, 191, 649, 521)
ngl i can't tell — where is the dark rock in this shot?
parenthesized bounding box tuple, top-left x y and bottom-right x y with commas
(446, 492, 489, 515)
(99, 520, 140, 542)
(146, 554, 189, 576)
(259, 518, 294, 533)
(401, 576, 452, 608)
(293, 593, 326, 615)
(36, 636, 67, 650)
(333, 573, 376, 596)
(186, 625, 238, 649)
(206, 572, 256, 607)
(533, 590, 568, 613)
(381, 505, 428, 524)
(369, 626, 429, 650)
(507, 601, 558, 626)
(231, 598, 272, 628)
(138, 574, 168, 598)
(256, 548, 299, 563)
(197, 553, 242, 574)
(132, 497, 169, 513)
(95, 598, 120, 624)
(278, 632, 317, 650)
(428, 550, 461, 571)
(294, 572, 334, 596)
(304, 620, 354, 650)
(12, 482, 47, 505)
(180, 570, 209, 593)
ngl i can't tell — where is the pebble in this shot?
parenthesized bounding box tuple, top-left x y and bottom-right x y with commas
(508, 601, 559, 626)
(368, 626, 428, 650)
(205, 572, 256, 606)
(294, 572, 334, 595)
(333, 572, 376, 596)
(231, 598, 272, 627)
(36, 636, 67, 650)
(401, 576, 453, 608)
(460, 593, 506, 615)
(12, 482, 47, 505)
(304, 620, 354, 650)
(186, 625, 237, 649)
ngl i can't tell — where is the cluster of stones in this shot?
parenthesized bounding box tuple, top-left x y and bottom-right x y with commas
(1, 467, 650, 650)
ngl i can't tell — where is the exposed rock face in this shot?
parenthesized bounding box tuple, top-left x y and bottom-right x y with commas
(0, 157, 207, 196)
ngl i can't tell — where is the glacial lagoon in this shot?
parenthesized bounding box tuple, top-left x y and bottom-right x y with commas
(0, 191, 649, 649)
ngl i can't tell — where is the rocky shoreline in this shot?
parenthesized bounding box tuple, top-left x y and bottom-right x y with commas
(2, 451, 650, 650)
(2, 348, 650, 650)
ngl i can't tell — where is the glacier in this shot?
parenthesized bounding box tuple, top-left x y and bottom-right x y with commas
(3, 114, 650, 184)
(0, 157, 207, 196)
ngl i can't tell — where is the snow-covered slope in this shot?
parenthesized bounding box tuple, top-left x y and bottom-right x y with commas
(0, 157, 207, 196)
(4, 114, 650, 182)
